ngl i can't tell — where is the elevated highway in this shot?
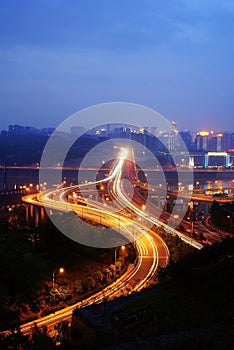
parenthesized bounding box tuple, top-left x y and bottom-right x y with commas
(17, 147, 171, 336)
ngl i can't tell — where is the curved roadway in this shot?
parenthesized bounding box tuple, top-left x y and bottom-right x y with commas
(16, 148, 170, 336)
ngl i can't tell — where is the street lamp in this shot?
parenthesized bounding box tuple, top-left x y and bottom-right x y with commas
(114, 246, 126, 265)
(114, 246, 126, 280)
(227, 215, 231, 225)
(187, 216, 194, 233)
(52, 267, 64, 288)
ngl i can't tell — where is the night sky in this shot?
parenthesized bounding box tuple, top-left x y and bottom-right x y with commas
(0, 0, 233, 131)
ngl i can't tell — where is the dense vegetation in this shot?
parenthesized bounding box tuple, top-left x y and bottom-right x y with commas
(1, 203, 233, 348)
(0, 135, 48, 166)
(210, 201, 234, 233)
(0, 134, 102, 166)
(67, 238, 234, 349)
(0, 207, 134, 332)
(152, 225, 196, 263)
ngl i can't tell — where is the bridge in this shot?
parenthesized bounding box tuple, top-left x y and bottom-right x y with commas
(15, 147, 173, 336)
(15, 146, 204, 336)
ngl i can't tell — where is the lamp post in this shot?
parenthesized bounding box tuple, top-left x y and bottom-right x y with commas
(187, 215, 194, 233)
(114, 246, 125, 280)
(52, 267, 64, 289)
(114, 246, 126, 265)
(227, 215, 231, 227)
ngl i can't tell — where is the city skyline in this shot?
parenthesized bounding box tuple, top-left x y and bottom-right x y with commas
(2, 122, 234, 135)
(1, 121, 234, 170)
(0, 0, 234, 131)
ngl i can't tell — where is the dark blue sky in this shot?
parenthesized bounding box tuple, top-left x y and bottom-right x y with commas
(0, 0, 233, 131)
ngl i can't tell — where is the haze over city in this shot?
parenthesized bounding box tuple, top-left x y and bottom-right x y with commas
(0, 0, 234, 131)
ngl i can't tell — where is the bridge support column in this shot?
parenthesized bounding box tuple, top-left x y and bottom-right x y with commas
(25, 205, 29, 223)
(204, 154, 209, 168)
(40, 206, 45, 220)
(30, 204, 34, 218)
(226, 154, 230, 168)
(35, 207, 39, 227)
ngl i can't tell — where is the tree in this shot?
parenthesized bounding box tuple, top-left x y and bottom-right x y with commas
(59, 285, 71, 300)
(0, 326, 29, 349)
(197, 232, 205, 241)
(72, 279, 83, 295)
(55, 321, 71, 348)
(83, 276, 95, 291)
(93, 269, 104, 283)
(31, 325, 55, 349)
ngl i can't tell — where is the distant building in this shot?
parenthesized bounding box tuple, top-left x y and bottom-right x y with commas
(1, 130, 7, 136)
(158, 131, 177, 151)
(8, 124, 26, 135)
(8, 124, 42, 135)
(195, 131, 233, 153)
(179, 130, 193, 151)
(195, 131, 209, 152)
(230, 133, 234, 149)
(209, 133, 223, 152)
(221, 132, 232, 151)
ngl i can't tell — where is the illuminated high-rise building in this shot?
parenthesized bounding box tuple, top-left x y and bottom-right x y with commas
(209, 133, 223, 152)
(195, 131, 209, 151)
